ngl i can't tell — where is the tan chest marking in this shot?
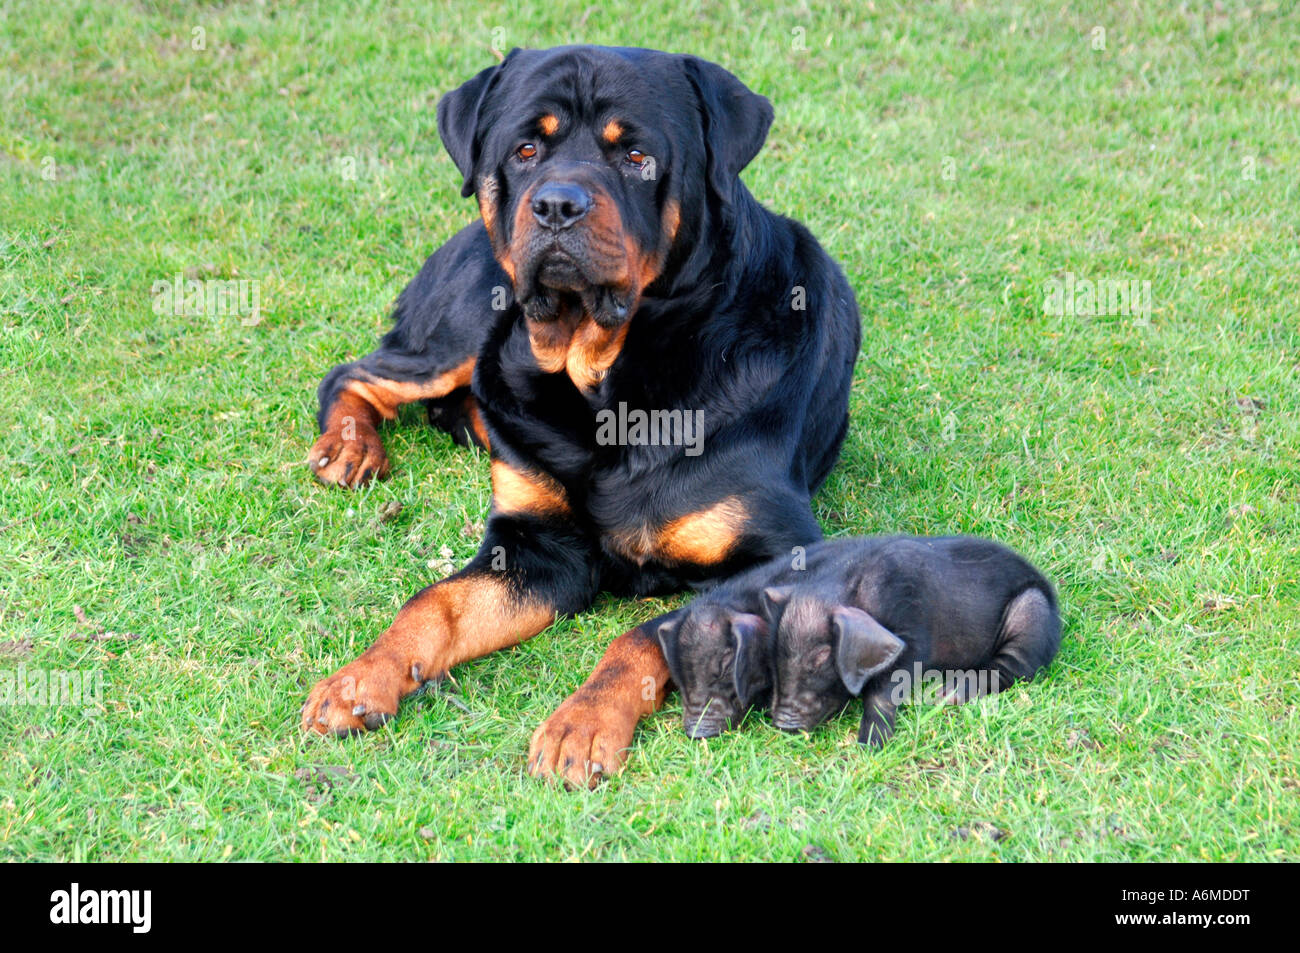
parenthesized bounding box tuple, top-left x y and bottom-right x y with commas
(607, 496, 750, 567)
(527, 313, 629, 392)
(491, 460, 571, 517)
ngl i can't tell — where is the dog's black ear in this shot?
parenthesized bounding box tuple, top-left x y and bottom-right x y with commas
(760, 585, 794, 621)
(654, 611, 687, 689)
(436, 50, 519, 198)
(729, 613, 769, 710)
(681, 56, 774, 209)
(832, 606, 905, 696)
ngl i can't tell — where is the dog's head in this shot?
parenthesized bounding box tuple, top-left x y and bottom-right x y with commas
(437, 46, 773, 336)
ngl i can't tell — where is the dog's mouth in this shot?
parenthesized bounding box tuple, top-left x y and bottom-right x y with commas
(500, 182, 670, 386)
(517, 247, 635, 329)
(510, 194, 639, 329)
(534, 249, 588, 291)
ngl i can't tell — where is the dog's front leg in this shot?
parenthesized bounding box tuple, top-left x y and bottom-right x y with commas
(300, 568, 552, 733)
(302, 458, 595, 733)
(528, 613, 675, 790)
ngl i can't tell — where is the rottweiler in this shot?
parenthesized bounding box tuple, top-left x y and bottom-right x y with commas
(300, 45, 862, 788)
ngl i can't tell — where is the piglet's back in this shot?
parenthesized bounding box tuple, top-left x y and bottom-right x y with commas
(827, 535, 1058, 671)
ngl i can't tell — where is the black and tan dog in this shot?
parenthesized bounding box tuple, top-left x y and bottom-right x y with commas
(300, 46, 861, 787)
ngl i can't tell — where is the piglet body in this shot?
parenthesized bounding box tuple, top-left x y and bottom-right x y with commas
(765, 536, 1061, 746)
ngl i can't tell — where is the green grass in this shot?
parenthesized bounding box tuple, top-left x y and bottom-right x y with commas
(1, 0, 1296, 861)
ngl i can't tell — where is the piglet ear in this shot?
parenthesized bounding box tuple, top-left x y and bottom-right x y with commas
(832, 606, 905, 696)
(654, 611, 687, 689)
(729, 613, 769, 710)
(761, 586, 794, 620)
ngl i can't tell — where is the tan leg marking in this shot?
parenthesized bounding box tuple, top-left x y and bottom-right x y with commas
(658, 496, 749, 565)
(528, 625, 669, 789)
(464, 395, 491, 449)
(302, 573, 555, 735)
(342, 356, 476, 421)
(605, 496, 749, 568)
(310, 391, 390, 487)
(490, 460, 571, 517)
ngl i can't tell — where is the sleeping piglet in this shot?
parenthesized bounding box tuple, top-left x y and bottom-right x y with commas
(655, 603, 771, 739)
(653, 550, 814, 738)
(763, 535, 1061, 746)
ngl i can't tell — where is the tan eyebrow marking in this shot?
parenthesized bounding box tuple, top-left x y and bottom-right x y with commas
(602, 120, 624, 143)
(539, 114, 559, 136)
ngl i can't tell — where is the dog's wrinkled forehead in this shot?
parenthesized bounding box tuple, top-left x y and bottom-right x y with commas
(497, 47, 673, 124)
(445, 48, 681, 184)
(438, 45, 774, 201)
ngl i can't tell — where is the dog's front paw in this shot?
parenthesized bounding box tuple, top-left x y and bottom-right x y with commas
(309, 423, 390, 488)
(527, 694, 636, 790)
(301, 652, 411, 736)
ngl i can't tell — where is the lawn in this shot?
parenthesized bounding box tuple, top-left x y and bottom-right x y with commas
(1, 0, 1296, 861)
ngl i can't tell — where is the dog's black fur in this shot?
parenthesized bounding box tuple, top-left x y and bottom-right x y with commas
(659, 536, 1062, 745)
(313, 46, 859, 599)
(302, 47, 861, 779)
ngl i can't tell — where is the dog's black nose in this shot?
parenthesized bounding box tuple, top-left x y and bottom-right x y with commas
(531, 182, 593, 230)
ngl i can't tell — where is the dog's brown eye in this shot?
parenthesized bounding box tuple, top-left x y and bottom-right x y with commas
(517, 143, 537, 160)
(626, 149, 645, 164)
